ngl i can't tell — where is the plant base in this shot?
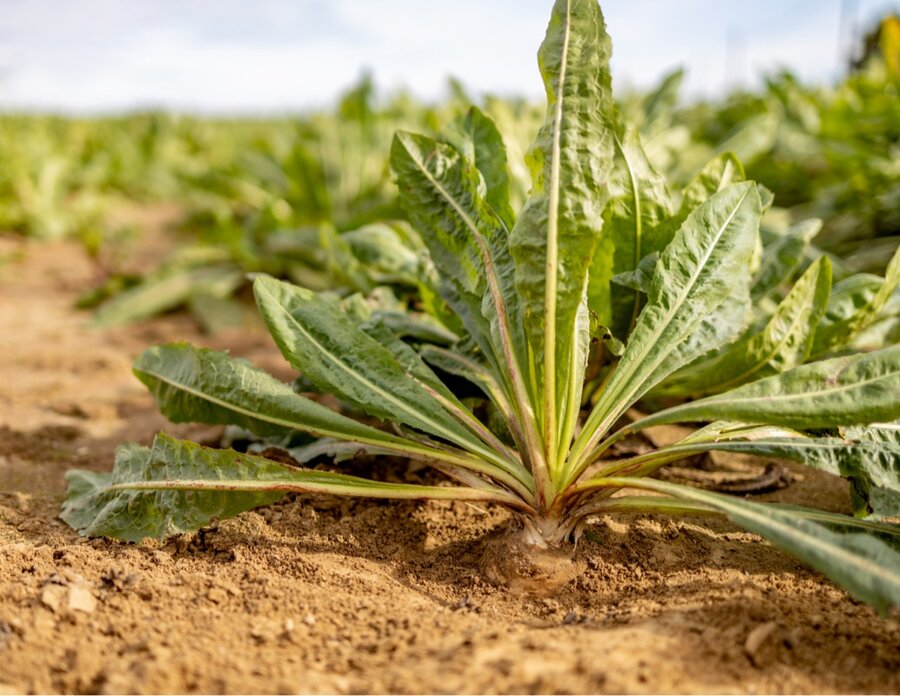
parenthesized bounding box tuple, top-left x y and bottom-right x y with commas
(479, 517, 584, 595)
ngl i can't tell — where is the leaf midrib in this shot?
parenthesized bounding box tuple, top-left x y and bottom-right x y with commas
(106, 478, 515, 502)
(605, 477, 900, 592)
(542, 0, 573, 465)
(584, 185, 752, 445)
(710, 262, 824, 392)
(136, 362, 482, 468)
(258, 280, 476, 450)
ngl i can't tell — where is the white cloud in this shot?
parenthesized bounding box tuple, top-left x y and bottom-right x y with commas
(0, 0, 895, 112)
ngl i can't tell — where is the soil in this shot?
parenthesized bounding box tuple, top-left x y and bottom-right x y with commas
(1, 224, 899, 695)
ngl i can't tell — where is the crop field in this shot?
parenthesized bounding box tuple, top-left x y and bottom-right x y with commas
(1, 2, 899, 694)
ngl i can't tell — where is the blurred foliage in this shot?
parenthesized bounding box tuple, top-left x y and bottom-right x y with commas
(0, 18, 897, 328)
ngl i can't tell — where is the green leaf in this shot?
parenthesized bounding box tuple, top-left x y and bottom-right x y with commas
(356, 318, 456, 400)
(133, 341, 533, 497)
(252, 275, 488, 454)
(508, 0, 617, 468)
(840, 422, 900, 517)
(636, 345, 900, 431)
(342, 223, 422, 287)
(570, 182, 761, 472)
(133, 342, 490, 470)
(390, 130, 526, 399)
(752, 219, 822, 300)
(62, 434, 525, 542)
(713, 112, 779, 163)
(734, 437, 899, 519)
(589, 491, 900, 543)
(843, 421, 900, 446)
(420, 345, 513, 416)
(661, 255, 833, 396)
(811, 247, 900, 356)
(582, 476, 900, 614)
(680, 153, 746, 213)
(643, 153, 749, 291)
(356, 316, 520, 462)
(443, 106, 515, 228)
(610, 250, 658, 294)
(589, 126, 674, 338)
(627, 426, 899, 520)
(371, 309, 458, 345)
(61, 437, 287, 542)
(640, 68, 684, 132)
(188, 293, 253, 334)
(93, 264, 244, 328)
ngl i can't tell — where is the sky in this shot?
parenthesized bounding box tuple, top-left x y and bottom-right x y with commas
(0, 0, 896, 113)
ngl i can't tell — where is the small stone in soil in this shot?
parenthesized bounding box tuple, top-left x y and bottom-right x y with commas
(452, 596, 475, 611)
(67, 586, 97, 614)
(40, 585, 66, 613)
(207, 588, 228, 604)
(562, 611, 580, 625)
(744, 621, 790, 668)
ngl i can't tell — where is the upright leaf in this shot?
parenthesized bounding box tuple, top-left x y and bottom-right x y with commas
(640, 68, 684, 133)
(661, 255, 833, 396)
(811, 247, 900, 356)
(752, 218, 823, 299)
(570, 182, 761, 471)
(443, 106, 515, 228)
(508, 0, 617, 467)
(645, 153, 746, 258)
(392, 133, 494, 361)
(390, 130, 540, 482)
(589, 126, 674, 338)
(680, 152, 746, 213)
(390, 132, 526, 391)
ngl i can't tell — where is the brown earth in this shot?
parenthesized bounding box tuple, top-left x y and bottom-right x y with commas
(1, 227, 899, 695)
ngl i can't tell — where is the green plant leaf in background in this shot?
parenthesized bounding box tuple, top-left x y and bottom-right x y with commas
(811, 247, 900, 357)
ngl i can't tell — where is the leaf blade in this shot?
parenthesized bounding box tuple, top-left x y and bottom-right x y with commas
(635, 345, 900, 432)
(509, 0, 617, 468)
(661, 255, 833, 396)
(583, 476, 900, 614)
(62, 434, 527, 541)
(571, 182, 761, 472)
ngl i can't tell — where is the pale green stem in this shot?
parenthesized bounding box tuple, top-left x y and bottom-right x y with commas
(107, 479, 536, 513)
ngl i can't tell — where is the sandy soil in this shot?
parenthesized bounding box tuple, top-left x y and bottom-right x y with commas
(1, 228, 899, 695)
